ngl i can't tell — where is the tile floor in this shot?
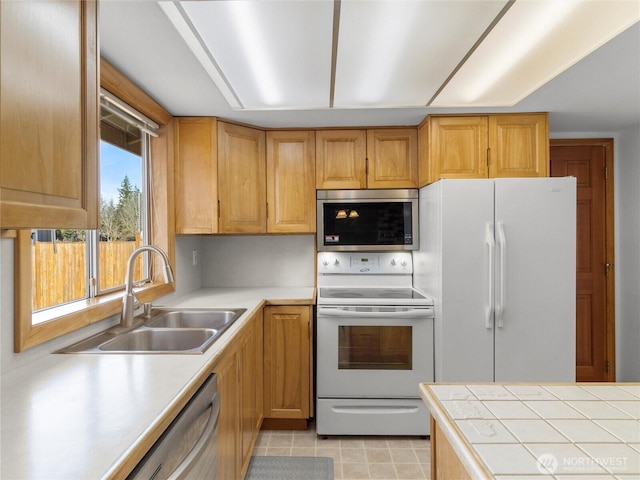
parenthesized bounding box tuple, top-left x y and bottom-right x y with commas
(253, 423, 431, 480)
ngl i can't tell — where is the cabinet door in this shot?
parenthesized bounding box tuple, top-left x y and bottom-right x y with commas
(218, 122, 266, 233)
(216, 351, 240, 480)
(239, 311, 263, 475)
(489, 113, 549, 178)
(266, 131, 316, 233)
(263, 306, 311, 419)
(174, 117, 218, 234)
(367, 128, 418, 188)
(0, 0, 99, 229)
(428, 116, 489, 183)
(417, 119, 430, 187)
(315, 130, 367, 189)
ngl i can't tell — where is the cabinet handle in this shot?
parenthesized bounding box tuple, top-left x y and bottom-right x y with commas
(486, 147, 490, 173)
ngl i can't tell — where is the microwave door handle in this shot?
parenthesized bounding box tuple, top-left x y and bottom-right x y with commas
(317, 307, 431, 319)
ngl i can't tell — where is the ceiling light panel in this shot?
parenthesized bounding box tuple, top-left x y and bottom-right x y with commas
(333, 0, 509, 108)
(431, 0, 640, 107)
(180, 0, 334, 110)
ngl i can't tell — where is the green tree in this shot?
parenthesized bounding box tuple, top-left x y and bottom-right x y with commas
(115, 175, 141, 241)
(100, 198, 119, 241)
(57, 229, 86, 242)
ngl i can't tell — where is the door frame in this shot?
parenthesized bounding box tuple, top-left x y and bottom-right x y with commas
(551, 138, 616, 381)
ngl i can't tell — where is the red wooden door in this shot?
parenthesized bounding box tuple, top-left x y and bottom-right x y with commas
(551, 144, 609, 381)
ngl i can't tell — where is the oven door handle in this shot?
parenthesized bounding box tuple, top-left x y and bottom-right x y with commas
(317, 307, 432, 319)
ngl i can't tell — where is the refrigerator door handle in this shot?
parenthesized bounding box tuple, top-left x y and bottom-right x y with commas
(496, 221, 506, 328)
(485, 222, 495, 329)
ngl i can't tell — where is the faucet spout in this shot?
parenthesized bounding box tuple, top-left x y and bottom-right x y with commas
(120, 245, 174, 328)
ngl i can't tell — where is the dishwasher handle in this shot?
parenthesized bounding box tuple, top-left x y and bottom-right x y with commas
(170, 395, 219, 479)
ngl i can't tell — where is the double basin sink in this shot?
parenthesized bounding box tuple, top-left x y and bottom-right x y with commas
(57, 308, 246, 354)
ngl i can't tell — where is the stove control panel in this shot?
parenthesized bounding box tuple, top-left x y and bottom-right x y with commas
(318, 252, 413, 274)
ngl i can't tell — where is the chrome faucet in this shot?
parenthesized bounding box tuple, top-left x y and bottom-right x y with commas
(120, 245, 175, 328)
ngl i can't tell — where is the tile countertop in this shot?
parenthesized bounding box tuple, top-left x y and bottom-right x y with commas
(0, 287, 315, 480)
(419, 383, 640, 479)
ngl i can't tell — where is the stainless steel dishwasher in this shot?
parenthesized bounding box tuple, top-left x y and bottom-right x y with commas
(128, 374, 219, 480)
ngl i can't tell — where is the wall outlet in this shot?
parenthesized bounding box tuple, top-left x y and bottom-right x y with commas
(192, 249, 198, 266)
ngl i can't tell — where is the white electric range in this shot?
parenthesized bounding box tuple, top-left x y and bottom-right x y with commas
(316, 252, 434, 436)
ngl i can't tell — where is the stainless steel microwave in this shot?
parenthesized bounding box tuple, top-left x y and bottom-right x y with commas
(317, 189, 419, 251)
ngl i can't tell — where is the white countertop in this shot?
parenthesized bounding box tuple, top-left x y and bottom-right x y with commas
(420, 383, 640, 479)
(0, 287, 315, 480)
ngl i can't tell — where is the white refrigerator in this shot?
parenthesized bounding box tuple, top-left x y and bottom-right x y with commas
(413, 178, 576, 382)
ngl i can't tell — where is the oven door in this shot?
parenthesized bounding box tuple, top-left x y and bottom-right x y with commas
(316, 306, 434, 398)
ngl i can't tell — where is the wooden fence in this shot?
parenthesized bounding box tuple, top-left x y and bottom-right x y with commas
(32, 240, 143, 311)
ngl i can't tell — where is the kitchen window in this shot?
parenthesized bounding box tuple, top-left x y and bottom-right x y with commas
(29, 105, 151, 319)
(29, 96, 152, 318)
(13, 68, 175, 352)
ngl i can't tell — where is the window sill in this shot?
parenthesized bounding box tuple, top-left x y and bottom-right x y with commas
(16, 281, 175, 352)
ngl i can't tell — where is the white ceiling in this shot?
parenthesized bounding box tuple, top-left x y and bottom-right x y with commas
(99, 0, 640, 133)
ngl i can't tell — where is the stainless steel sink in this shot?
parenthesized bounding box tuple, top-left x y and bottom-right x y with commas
(144, 308, 246, 331)
(99, 328, 215, 353)
(55, 307, 246, 354)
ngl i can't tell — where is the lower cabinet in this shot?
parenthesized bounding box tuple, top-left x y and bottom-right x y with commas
(240, 310, 263, 472)
(263, 305, 313, 424)
(215, 349, 240, 480)
(215, 304, 313, 478)
(215, 310, 263, 480)
(430, 416, 471, 479)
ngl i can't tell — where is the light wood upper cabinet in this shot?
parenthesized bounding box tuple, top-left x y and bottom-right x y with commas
(421, 113, 549, 185)
(174, 117, 218, 234)
(263, 305, 312, 420)
(266, 131, 316, 233)
(488, 114, 549, 178)
(316, 129, 417, 189)
(423, 116, 489, 185)
(218, 122, 266, 233)
(0, 0, 99, 229)
(175, 121, 316, 235)
(315, 130, 367, 189)
(417, 119, 430, 187)
(367, 128, 418, 188)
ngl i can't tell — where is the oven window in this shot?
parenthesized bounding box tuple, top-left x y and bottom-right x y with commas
(338, 326, 412, 370)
